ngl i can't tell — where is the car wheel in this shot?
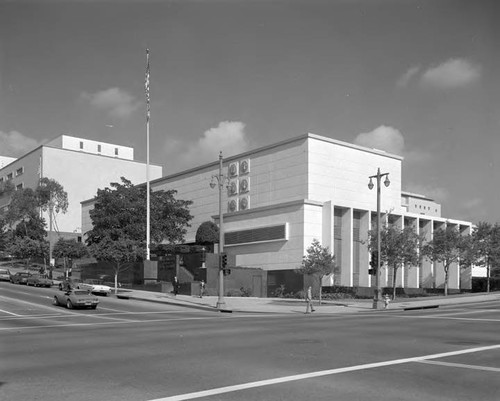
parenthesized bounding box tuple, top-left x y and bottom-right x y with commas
(53, 296, 59, 306)
(66, 300, 73, 309)
(91, 305, 97, 309)
(59, 283, 63, 290)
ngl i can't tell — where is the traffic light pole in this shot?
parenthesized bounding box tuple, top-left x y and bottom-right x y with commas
(214, 152, 227, 310)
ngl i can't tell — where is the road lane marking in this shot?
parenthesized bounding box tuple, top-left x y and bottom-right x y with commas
(147, 344, 500, 401)
(0, 308, 21, 316)
(417, 360, 500, 372)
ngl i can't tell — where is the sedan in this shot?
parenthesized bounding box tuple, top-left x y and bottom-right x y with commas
(77, 279, 112, 296)
(53, 289, 99, 309)
(0, 268, 11, 281)
(27, 274, 53, 288)
(11, 272, 31, 284)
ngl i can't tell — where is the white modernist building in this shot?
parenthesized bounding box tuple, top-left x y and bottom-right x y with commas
(1, 134, 163, 240)
(81, 133, 473, 295)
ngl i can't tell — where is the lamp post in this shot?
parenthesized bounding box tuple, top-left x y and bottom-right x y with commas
(368, 167, 390, 309)
(210, 151, 228, 310)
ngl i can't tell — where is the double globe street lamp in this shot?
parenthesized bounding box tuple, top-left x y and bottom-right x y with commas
(368, 168, 390, 309)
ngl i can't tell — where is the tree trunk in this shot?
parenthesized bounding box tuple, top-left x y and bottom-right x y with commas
(486, 258, 490, 293)
(444, 267, 449, 296)
(318, 276, 323, 305)
(392, 265, 398, 300)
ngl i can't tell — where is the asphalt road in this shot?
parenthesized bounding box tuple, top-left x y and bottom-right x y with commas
(1, 282, 499, 401)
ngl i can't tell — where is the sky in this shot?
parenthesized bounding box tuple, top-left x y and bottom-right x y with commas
(0, 0, 499, 224)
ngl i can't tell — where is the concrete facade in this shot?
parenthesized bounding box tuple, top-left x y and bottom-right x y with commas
(80, 133, 473, 293)
(1, 135, 162, 239)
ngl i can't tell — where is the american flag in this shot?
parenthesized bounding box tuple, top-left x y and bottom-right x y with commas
(145, 49, 150, 122)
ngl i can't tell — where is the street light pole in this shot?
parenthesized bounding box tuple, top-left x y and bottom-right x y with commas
(210, 151, 227, 310)
(368, 168, 390, 309)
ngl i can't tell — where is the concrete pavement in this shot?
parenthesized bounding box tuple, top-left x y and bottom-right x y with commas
(114, 289, 500, 314)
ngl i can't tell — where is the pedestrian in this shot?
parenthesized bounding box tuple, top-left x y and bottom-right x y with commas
(305, 286, 315, 313)
(199, 280, 205, 298)
(384, 293, 391, 309)
(172, 276, 179, 296)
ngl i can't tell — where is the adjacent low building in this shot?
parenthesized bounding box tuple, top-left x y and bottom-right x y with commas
(1, 134, 162, 240)
(81, 133, 473, 296)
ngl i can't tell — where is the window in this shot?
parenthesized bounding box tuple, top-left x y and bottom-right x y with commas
(16, 183, 23, 190)
(225, 224, 287, 246)
(7, 173, 13, 180)
(16, 167, 23, 176)
(115, 147, 119, 156)
(80, 141, 84, 149)
(97, 144, 102, 152)
(0, 177, 4, 183)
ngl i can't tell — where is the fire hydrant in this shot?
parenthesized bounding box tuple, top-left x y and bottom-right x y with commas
(383, 294, 391, 309)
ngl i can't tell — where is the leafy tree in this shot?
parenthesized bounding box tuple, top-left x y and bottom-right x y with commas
(53, 238, 89, 275)
(195, 221, 219, 252)
(470, 222, 500, 293)
(4, 188, 40, 235)
(36, 177, 69, 216)
(13, 214, 46, 241)
(297, 239, 337, 304)
(86, 177, 193, 245)
(421, 226, 471, 296)
(7, 237, 48, 266)
(89, 237, 144, 294)
(368, 225, 423, 300)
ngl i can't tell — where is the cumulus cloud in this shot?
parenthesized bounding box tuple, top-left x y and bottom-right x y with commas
(80, 87, 141, 118)
(421, 58, 481, 88)
(354, 125, 405, 155)
(0, 130, 44, 157)
(397, 58, 481, 89)
(165, 121, 250, 172)
(353, 125, 431, 164)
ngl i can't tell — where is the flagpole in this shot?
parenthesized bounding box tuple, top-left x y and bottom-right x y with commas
(145, 49, 151, 260)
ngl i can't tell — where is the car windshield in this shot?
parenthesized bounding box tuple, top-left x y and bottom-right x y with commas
(0, 269, 9, 274)
(73, 290, 90, 295)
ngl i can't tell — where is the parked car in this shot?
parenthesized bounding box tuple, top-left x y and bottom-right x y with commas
(0, 268, 11, 281)
(11, 272, 31, 284)
(77, 279, 112, 296)
(53, 289, 99, 309)
(27, 274, 53, 288)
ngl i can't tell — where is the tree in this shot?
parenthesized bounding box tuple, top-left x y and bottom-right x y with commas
(368, 225, 423, 300)
(421, 226, 471, 296)
(7, 237, 48, 266)
(297, 239, 337, 304)
(195, 221, 219, 252)
(53, 238, 89, 276)
(4, 188, 40, 235)
(85, 177, 193, 246)
(470, 222, 500, 293)
(89, 237, 144, 294)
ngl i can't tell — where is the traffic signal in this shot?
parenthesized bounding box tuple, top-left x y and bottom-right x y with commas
(221, 253, 228, 268)
(223, 268, 231, 276)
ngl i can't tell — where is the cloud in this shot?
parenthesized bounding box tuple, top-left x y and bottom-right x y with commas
(0, 130, 44, 157)
(80, 88, 141, 118)
(165, 121, 250, 172)
(421, 58, 481, 88)
(397, 58, 481, 89)
(397, 66, 420, 87)
(354, 125, 431, 164)
(354, 125, 405, 155)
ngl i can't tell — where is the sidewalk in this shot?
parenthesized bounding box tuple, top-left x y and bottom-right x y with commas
(114, 289, 500, 314)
